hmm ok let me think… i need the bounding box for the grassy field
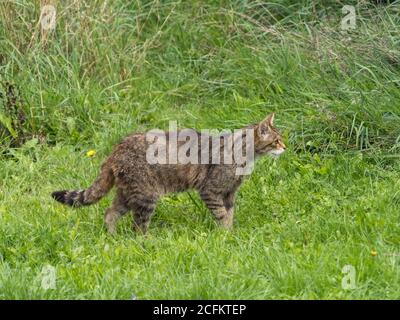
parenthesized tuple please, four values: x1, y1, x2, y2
(1, 0, 400, 299)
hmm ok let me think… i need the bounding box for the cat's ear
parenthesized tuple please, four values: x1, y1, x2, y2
(257, 113, 274, 138)
(265, 113, 274, 126)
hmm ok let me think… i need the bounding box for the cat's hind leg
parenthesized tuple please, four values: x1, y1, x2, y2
(104, 191, 128, 234)
(128, 195, 156, 235)
(132, 204, 155, 235)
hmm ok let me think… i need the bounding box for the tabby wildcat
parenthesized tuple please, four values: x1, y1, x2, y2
(51, 113, 286, 234)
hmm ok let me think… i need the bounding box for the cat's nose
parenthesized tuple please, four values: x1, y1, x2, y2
(281, 142, 286, 150)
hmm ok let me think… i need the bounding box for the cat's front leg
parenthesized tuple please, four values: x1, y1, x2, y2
(223, 192, 235, 227)
(200, 192, 233, 229)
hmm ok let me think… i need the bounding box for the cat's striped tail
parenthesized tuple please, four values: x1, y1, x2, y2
(51, 163, 114, 207)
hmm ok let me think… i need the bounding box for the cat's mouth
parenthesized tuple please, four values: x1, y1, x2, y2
(268, 148, 285, 158)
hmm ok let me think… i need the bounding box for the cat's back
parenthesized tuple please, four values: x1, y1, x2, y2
(106, 130, 209, 192)
(105, 133, 149, 172)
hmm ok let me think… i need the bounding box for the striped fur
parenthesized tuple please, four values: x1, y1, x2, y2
(51, 113, 285, 234)
(51, 163, 114, 207)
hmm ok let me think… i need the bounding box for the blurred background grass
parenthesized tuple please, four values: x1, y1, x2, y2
(1, 0, 400, 158)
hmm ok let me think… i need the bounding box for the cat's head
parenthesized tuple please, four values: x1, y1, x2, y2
(254, 113, 286, 157)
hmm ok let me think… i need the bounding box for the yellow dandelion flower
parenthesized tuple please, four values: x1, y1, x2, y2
(86, 150, 96, 157)
(370, 250, 377, 257)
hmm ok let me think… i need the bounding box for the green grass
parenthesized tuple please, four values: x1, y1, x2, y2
(0, 0, 400, 299)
